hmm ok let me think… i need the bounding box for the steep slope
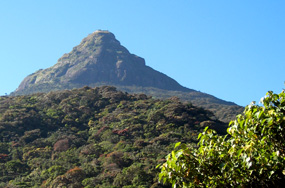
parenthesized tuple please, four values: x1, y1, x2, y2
(15, 30, 190, 94)
(11, 30, 243, 122)
(0, 86, 226, 187)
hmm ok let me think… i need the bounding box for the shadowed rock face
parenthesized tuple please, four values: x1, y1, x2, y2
(15, 30, 190, 93)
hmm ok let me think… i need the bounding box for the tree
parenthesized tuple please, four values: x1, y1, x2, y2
(158, 90, 285, 187)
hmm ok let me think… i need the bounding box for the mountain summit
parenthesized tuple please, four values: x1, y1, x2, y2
(15, 30, 190, 94)
(12, 30, 243, 122)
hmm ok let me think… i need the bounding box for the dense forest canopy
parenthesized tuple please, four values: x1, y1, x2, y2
(0, 86, 226, 187)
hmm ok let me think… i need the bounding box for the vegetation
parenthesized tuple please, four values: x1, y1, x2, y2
(158, 90, 285, 187)
(11, 84, 243, 123)
(0, 86, 226, 187)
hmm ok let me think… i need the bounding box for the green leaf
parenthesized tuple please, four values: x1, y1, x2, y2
(237, 149, 243, 158)
(175, 142, 181, 148)
(198, 133, 202, 140)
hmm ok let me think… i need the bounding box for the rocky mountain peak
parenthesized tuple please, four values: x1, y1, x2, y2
(78, 30, 121, 51)
(14, 30, 189, 94)
(11, 30, 243, 123)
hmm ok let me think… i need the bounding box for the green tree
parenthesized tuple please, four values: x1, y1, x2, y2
(5, 160, 29, 175)
(158, 90, 285, 187)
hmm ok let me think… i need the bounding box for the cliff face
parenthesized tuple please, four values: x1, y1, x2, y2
(15, 30, 190, 94)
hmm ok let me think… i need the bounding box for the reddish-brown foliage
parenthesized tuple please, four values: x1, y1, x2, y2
(0, 153, 9, 162)
(112, 128, 129, 136)
(53, 138, 70, 152)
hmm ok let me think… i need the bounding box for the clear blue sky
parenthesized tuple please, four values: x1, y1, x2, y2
(0, 1, 284, 106)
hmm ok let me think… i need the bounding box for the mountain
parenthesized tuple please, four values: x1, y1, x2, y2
(11, 30, 243, 122)
(15, 30, 189, 93)
(0, 86, 226, 187)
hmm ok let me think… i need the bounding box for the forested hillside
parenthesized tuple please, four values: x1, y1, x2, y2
(0, 86, 226, 187)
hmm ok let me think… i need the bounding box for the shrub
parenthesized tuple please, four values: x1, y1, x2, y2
(158, 90, 285, 187)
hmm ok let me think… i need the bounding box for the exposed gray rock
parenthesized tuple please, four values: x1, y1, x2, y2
(15, 30, 190, 93)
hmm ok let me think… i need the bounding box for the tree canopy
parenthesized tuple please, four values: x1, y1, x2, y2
(158, 90, 285, 187)
(0, 86, 226, 187)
